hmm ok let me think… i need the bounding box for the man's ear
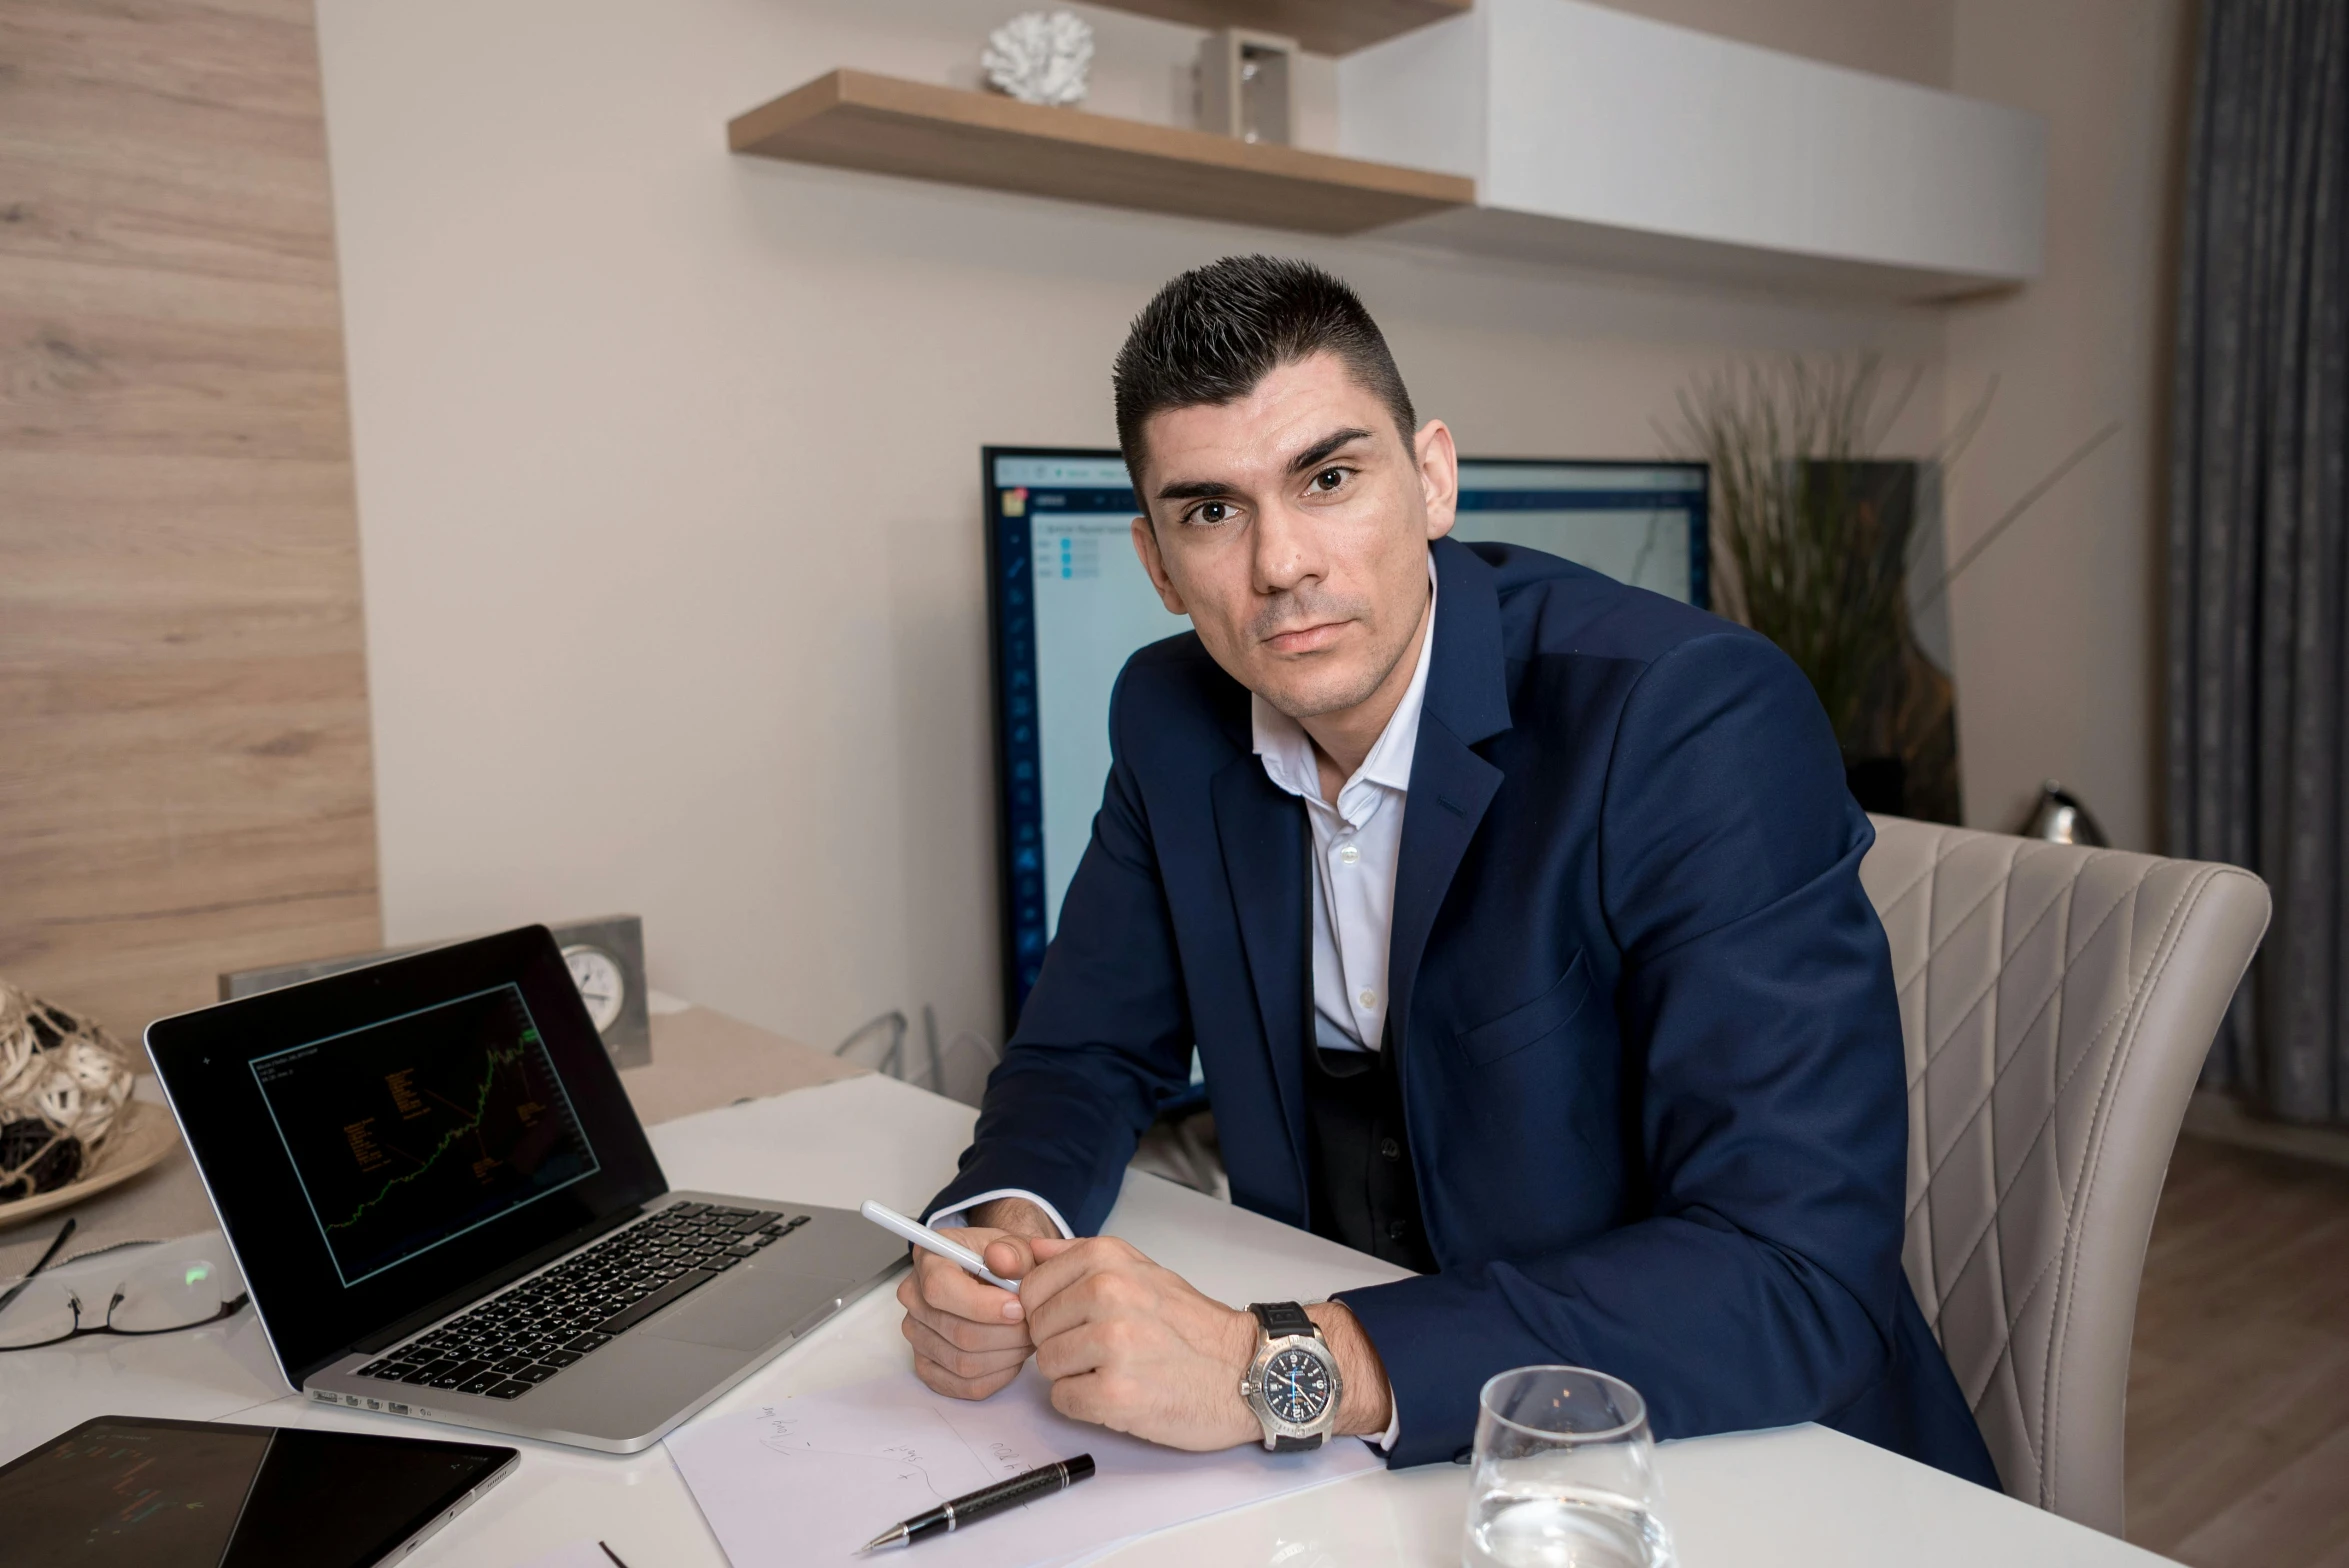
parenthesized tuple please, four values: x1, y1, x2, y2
(1415, 419, 1459, 541)
(1130, 514, 1189, 615)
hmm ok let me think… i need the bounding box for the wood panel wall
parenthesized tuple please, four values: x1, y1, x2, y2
(0, 0, 380, 1037)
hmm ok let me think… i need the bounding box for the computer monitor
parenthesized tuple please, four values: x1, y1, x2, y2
(984, 447, 1708, 1024)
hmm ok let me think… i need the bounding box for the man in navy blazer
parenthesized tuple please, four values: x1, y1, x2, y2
(899, 256, 1996, 1485)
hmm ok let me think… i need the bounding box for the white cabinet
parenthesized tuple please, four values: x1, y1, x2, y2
(1341, 0, 2046, 300)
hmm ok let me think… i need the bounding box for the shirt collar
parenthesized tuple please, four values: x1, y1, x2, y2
(1251, 555, 1439, 811)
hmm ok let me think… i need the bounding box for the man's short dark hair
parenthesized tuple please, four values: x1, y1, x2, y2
(1112, 255, 1417, 483)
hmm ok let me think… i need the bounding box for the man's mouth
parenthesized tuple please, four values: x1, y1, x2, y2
(1262, 620, 1349, 654)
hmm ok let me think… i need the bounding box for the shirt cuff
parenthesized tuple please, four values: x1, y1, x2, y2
(925, 1188, 1075, 1239)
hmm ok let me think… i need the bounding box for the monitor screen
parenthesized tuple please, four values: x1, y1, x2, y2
(984, 447, 1708, 1023)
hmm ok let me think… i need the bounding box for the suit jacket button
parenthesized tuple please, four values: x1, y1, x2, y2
(1379, 1138, 1402, 1161)
(1385, 1218, 1409, 1240)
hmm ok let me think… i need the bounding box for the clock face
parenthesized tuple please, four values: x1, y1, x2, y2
(1262, 1346, 1332, 1425)
(562, 944, 626, 1033)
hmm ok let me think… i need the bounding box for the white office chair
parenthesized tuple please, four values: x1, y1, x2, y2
(1860, 816, 2269, 1536)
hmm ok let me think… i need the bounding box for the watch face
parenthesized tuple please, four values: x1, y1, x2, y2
(1262, 1346, 1332, 1426)
(561, 944, 626, 1033)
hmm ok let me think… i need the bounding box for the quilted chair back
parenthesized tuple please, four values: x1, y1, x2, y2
(1860, 816, 2269, 1535)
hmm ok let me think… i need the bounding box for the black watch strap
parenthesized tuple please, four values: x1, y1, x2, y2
(1249, 1301, 1317, 1338)
(1245, 1303, 1328, 1451)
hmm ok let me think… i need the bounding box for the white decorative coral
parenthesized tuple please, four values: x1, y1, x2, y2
(982, 10, 1094, 108)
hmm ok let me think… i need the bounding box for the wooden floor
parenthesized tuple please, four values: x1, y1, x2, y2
(2127, 1135, 2349, 1565)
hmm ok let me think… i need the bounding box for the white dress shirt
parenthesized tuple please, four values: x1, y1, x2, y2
(1250, 561, 1437, 1054)
(933, 560, 1438, 1453)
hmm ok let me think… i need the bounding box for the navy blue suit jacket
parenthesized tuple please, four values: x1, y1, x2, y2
(934, 538, 1997, 1482)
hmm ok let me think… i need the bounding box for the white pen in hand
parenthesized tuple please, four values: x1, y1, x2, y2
(860, 1200, 1022, 1293)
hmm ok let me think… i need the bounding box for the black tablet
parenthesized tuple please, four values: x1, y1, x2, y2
(0, 1415, 518, 1567)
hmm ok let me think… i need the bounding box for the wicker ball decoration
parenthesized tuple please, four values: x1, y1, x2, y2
(0, 979, 137, 1202)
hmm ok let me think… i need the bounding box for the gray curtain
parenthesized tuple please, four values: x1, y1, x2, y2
(2167, 0, 2348, 1123)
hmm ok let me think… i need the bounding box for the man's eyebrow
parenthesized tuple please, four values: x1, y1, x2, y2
(1287, 427, 1376, 474)
(1150, 427, 1380, 503)
(1154, 475, 1239, 503)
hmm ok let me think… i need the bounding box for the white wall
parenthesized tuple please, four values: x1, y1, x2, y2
(1939, 0, 2191, 848)
(1594, 0, 1952, 87)
(316, 0, 2099, 1058)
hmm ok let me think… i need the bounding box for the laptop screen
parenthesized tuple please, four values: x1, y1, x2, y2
(148, 927, 665, 1387)
(249, 983, 606, 1289)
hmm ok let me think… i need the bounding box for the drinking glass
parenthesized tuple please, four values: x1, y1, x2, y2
(1462, 1366, 1673, 1568)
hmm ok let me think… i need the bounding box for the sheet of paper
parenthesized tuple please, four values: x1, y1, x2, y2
(509, 1542, 622, 1568)
(665, 1367, 1382, 1568)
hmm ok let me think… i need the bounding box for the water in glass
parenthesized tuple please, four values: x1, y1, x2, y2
(1464, 1367, 1673, 1568)
(1465, 1485, 1671, 1568)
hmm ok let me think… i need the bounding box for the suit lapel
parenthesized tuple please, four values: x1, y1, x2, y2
(1209, 753, 1310, 1180)
(1200, 540, 1514, 1183)
(1388, 539, 1516, 1057)
(1387, 720, 1502, 1056)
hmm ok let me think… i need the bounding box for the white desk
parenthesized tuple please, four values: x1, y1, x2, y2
(0, 1074, 2170, 1567)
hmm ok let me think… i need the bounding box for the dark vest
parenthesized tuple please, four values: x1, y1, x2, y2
(1286, 798, 1436, 1274)
(1303, 1014, 1437, 1274)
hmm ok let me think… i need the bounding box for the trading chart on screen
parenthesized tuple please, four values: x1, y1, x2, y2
(251, 984, 600, 1287)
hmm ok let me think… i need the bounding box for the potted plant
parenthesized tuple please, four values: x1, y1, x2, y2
(1671, 355, 1965, 823)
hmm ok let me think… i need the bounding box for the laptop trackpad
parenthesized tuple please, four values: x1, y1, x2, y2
(644, 1269, 855, 1352)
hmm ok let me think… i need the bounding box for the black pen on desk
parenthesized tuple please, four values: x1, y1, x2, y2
(860, 1453, 1097, 1552)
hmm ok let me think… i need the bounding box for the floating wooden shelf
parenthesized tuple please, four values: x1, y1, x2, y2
(1086, 0, 1471, 55)
(727, 70, 1474, 237)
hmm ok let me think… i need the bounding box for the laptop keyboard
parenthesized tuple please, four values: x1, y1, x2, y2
(353, 1203, 811, 1401)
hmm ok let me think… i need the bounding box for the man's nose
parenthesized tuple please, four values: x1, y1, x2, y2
(1252, 499, 1323, 596)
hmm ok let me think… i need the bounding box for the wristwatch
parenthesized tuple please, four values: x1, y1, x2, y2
(1238, 1302, 1343, 1451)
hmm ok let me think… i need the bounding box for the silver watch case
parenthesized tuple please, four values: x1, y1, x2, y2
(1238, 1323, 1344, 1450)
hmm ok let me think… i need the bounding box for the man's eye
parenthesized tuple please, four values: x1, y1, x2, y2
(1310, 468, 1347, 493)
(1191, 501, 1232, 525)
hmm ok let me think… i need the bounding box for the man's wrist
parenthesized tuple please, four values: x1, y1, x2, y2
(1225, 1302, 1392, 1447)
(1221, 1306, 1262, 1446)
(965, 1196, 1060, 1238)
(1305, 1301, 1394, 1439)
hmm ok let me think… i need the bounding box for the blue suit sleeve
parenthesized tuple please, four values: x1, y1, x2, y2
(1337, 631, 1910, 1466)
(926, 672, 1195, 1236)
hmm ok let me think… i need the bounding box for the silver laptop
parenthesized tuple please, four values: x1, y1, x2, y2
(146, 924, 905, 1453)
